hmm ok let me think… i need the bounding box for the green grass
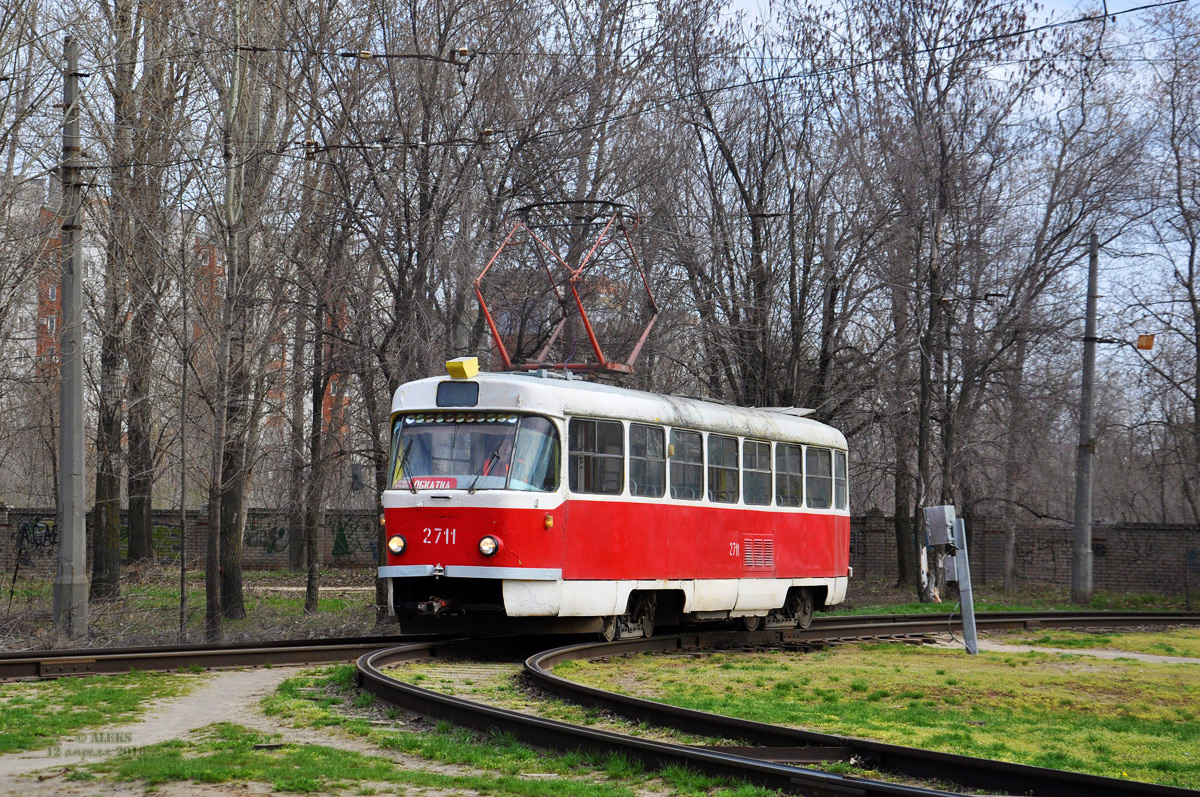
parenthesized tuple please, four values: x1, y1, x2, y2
(0, 670, 203, 754)
(378, 661, 734, 744)
(248, 665, 779, 795)
(558, 643, 1200, 789)
(93, 722, 635, 796)
(1003, 628, 1200, 658)
(94, 720, 780, 797)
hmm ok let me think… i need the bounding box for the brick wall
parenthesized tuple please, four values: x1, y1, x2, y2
(0, 506, 380, 575)
(850, 513, 1200, 595)
(4, 504, 1196, 595)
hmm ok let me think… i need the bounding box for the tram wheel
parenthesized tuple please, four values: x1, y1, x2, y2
(598, 615, 618, 642)
(795, 588, 814, 629)
(737, 615, 762, 632)
(634, 594, 657, 639)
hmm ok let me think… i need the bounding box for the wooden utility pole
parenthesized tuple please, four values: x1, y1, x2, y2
(1072, 232, 1099, 604)
(53, 35, 88, 638)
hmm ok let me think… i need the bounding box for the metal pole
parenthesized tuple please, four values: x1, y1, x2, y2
(1072, 232, 1098, 605)
(954, 518, 978, 654)
(53, 35, 88, 638)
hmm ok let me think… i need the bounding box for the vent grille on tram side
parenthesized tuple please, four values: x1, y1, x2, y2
(743, 537, 774, 569)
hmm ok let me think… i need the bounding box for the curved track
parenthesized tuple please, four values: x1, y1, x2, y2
(0, 634, 419, 681)
(358, 612, 1200, 797)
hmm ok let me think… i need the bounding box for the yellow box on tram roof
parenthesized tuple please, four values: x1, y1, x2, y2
(446, 356, 480, 379)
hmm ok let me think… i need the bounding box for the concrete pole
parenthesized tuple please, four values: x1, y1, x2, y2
(53, 35, 88, 638)
(1072, 232, 1098, 605)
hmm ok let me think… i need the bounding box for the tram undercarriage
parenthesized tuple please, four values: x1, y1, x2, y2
(388, 577, 820, 640)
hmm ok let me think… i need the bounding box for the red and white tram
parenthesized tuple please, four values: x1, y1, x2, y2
(380, 359, 850, 639)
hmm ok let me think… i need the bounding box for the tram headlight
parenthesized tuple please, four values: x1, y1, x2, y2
(478, 535, 499, 557)
(386, 534, 406, 555)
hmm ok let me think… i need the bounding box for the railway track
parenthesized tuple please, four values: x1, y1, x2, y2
(0, 634, 418, 681)
(4, 609, 1189, 682)
(4, 611, 1198, 794)
(357, 612, 1200, 797)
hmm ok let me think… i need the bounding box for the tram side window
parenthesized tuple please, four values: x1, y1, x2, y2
(806, 447, 833, 509)
(568, 418, 623, 494)
(630, 424, 666, 497)
(669, 429, 703, 500)
(776, 443, 803, 506)
(743, 440, 771, 506)
(708, 434, 739, 503)
(510, 417, 561, 492)
(834, 450, 848, 510)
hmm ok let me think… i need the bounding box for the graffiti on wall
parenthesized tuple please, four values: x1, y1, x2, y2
(1015, 533, 1070, 580)
(848, 528, 867, 560)
(13, 517, 58, 566)
(331, 516, 377, 562)
(115, 525, 188, 561)
(245, 517, 290, 554)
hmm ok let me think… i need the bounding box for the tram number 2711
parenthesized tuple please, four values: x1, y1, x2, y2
(729, 542, 740, 557)
(423, 528, 457, 544)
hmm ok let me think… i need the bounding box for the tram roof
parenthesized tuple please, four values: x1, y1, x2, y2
(392, 371, 847, 449)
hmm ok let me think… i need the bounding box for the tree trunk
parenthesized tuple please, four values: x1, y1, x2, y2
(219, 442, 247, 619)
(126, 304, 155, 562)
(92, 275, 123, 598)
(205, 301, 230, 641)
(219, 307, 249, 619)
(360, 345, 390, 625)
(287, 298, 308, 571)
(304, 292, 327, 616)
(893, 458, 917, 588)
(90, 438, 121, 600)
(812, 217, 839, 422)
(205, 442, 224, 641)
(916, 317, 940, 601)
(92, 0, 139, 599)
(126, 399, 154, 561)
(916, 208, 947, 603)
(93, 251, 124, 600)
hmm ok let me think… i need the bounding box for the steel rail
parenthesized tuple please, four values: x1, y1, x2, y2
(816, 610, 1200, 630)
(3, 610, 1192, 682)
(525, 630, 1199, 797)
(358, 637, 966, 797)
(357, 612, 1200, 797)
(772, 611, 1200, 649)
(0, 634, 422, 681)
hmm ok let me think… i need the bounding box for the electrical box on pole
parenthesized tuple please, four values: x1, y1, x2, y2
(924, 505, 955, 546)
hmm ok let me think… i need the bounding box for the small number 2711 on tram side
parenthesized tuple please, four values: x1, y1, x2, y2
(380, 358, 850, 640)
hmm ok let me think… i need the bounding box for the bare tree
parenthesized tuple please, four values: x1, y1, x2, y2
(1122, 5, 1200, 525)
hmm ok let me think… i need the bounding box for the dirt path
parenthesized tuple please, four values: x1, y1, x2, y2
(937, 636, 1200, 664)
(0, 666, 407, 796)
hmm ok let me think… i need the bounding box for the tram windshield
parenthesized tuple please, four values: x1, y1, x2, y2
(388, 412, 560, 492)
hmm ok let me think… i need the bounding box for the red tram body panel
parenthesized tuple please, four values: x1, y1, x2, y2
(379, 367, 850, 636)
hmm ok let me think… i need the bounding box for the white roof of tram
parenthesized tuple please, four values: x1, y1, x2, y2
(391, 371, 847, 450)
